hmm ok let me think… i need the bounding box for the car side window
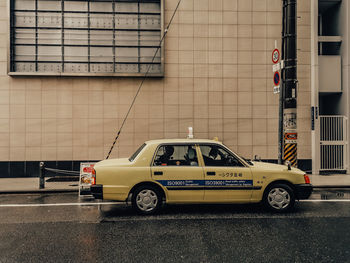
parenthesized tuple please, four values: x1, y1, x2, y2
(199, 145, 244, 167)
(153, 145, 198, 166)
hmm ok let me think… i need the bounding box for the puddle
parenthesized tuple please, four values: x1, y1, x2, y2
(311, 189, 350, 200)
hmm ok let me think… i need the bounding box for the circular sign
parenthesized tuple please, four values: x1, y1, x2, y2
(272, 48, 280, 64)
(273, 71, 280, 86)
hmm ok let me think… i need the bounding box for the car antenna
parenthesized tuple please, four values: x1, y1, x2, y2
(105, 0, 183, 160)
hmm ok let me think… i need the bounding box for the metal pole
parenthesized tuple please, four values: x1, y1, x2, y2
(39, 162, 45, 189)
(283, 0, 298, 167)
(311, 0, 320, 174)
(278, 0, 286, 165)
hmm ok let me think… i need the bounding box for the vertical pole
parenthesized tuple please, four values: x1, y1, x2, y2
(278, 2, 286, 165)
(283, 0, 298, 167)
(39, 162, 45, 189)
(311, 0, 320, 174)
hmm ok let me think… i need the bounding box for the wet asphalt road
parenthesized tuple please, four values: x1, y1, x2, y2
(0, 189, 350, 263)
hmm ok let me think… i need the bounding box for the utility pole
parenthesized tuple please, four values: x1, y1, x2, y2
(281, 0, 298, 166)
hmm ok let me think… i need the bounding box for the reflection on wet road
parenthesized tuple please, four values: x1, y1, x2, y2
(311, 188, 350, 200)
(0, 189, 350, 223)
(0, 189, 349, 262)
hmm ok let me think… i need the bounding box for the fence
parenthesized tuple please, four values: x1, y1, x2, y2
(320, 115, 348, 171)
(39, 162, 80, 189)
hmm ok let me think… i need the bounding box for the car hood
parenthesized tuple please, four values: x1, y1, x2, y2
(94, 158, 130, 168)
(251, 161, 303, 173)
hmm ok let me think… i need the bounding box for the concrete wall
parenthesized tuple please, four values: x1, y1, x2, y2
(0, 0, 312, 168)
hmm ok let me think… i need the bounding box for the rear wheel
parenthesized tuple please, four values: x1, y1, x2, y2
(263, 183, 295, 212)
(132, 185, 162, 215)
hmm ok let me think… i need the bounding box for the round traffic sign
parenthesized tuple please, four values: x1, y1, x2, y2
(273, 71, 280, 86)
(272, 48, 280, 64)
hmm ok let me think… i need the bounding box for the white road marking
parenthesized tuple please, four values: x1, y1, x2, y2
(300, 199, 350, 202)
(0, 202, 124, 207)
(0, 199, 349, 208)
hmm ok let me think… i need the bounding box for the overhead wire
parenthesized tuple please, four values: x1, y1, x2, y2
(105, 0, 183, 159)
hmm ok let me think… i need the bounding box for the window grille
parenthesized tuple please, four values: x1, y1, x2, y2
(9, 0, 163, 76)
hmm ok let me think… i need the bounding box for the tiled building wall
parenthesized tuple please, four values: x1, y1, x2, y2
(0, 0, 311, 174)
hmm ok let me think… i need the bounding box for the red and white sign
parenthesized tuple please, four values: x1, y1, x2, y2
(273, 71, 280, 86)
(285, 133, 297, 140)
(285, 132, 298, 143)
(272, 48, 280, 64)
(79, 162, 96, 196)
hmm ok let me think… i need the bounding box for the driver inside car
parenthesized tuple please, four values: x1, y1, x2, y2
(158, 145, 174, 165)
(202, 146, 225, 166)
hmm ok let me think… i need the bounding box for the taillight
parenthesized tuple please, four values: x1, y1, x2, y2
(304, 174, 310, 184)
(91, 169, 96, 185)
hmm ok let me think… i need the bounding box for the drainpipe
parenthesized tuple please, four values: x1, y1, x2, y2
(311, 0, 320, 174)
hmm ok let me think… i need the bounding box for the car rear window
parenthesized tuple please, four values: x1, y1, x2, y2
(129, 143, 146, 162)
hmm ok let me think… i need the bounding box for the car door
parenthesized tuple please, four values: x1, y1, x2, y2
(151, 144, 204, 202)
(198, 144, 254, 202)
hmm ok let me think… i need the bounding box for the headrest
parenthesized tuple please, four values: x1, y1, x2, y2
(164, 146, 174, 156)
(209, 148, 218, 158)
(188, 148, 196, 159)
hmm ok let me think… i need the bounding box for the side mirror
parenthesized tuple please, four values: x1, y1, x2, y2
(285, 161, 291, 170)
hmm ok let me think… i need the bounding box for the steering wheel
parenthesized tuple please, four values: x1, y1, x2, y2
(225, 155, 235, 165)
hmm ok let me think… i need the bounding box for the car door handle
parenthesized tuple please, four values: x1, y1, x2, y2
(154, 171, 163, 176)
(207, 171, 216, 176)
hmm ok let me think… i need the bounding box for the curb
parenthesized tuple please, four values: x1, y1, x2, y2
(312, 186, 350, 189)
(0, 189, 79, 195)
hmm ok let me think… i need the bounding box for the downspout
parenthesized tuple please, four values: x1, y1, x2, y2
(311, 0, 320, 174)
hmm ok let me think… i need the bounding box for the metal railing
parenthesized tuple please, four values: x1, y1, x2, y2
(320, 115, 348, 171)
(39, 162, 79, 189)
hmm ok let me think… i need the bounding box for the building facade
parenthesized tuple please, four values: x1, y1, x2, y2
(311, 0, 349, 173)
(0, 0, 312, 177)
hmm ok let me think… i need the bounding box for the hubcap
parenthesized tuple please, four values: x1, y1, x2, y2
(136, 189, 158, 212)
(267, 187, 290, 210)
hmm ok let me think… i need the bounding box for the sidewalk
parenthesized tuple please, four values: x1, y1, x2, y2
(309, 174, 350, 188)
(0, 174, 349, 194)
(0, 178, 79, 194)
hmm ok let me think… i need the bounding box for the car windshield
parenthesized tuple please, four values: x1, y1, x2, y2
(222, 143, 254, 166)
(243, 157, 254, 166)
(129, 143, 146, 162)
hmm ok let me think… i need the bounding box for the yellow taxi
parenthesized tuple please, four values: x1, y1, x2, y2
(91, 139, 312, 214)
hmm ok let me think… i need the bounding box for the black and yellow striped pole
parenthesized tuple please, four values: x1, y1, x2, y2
(284, 144, 297, 166)
(284, 133, 297, 166)
(281, 0, 298, 167)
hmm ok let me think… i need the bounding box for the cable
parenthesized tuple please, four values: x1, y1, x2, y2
(44, 167, 80, 175)
(105, 0, 182, 159)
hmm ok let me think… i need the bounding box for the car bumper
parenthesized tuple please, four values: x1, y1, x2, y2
(295, 184, 313, 199)
(91, 184, 103, 199)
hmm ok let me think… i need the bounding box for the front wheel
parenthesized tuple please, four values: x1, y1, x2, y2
(263, 183, 295, 212)
(132, 186, 162, 215)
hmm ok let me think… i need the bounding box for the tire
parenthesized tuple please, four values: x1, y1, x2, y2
(132, 185, 162, 215)
(263, 183, 295, 212)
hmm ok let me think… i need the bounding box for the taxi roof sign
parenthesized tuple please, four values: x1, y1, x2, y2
(187, 127, 194, 139)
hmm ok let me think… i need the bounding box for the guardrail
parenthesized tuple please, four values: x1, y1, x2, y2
(39, 162, 80, 189)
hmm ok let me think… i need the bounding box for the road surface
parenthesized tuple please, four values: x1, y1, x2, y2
(0, 189, 349, 263)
